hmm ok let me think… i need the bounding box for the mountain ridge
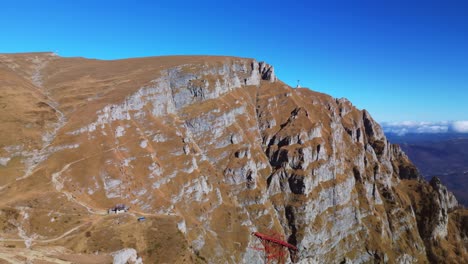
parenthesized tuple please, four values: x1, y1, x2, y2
(0, 53, 466, 263)
(386, 132, 468, 207)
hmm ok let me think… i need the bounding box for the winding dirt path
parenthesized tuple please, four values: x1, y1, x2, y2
(0, 222, 88, 244)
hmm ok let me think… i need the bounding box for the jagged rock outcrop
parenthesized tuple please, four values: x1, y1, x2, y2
(259, 61, 277, 82)
(402, 176, 467, 263)
(428, 177, 459, 239)
(0, 53, 466, 263)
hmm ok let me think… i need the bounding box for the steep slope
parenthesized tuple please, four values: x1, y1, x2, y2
(0, 53, 466, 263)
(386, 133, 468, 207)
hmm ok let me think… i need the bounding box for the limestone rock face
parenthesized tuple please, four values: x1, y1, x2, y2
(0, 53, 466, 263)
(428, 177, 456, 239)
(259, 61, 277, 82)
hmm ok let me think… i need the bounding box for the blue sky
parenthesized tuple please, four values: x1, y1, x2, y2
(1, 0, 467, 123)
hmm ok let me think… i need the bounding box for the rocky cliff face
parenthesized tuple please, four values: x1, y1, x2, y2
(0, 53, 466, 263)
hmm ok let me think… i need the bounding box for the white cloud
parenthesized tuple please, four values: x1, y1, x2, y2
(381, 120, 468, 135)
(450, 121, 468, 133)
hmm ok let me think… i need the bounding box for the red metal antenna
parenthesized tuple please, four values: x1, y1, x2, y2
(252, 231, 298, 264)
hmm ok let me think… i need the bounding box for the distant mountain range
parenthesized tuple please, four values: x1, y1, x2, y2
(387, 132, 468, 207)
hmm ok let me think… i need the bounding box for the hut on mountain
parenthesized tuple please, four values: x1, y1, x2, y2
(108, 204, 129, 214)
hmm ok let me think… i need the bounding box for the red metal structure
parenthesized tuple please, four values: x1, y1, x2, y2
(252, 231, 298, 264)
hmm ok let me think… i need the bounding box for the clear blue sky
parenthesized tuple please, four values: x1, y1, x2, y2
(2, 0, 467, 122)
